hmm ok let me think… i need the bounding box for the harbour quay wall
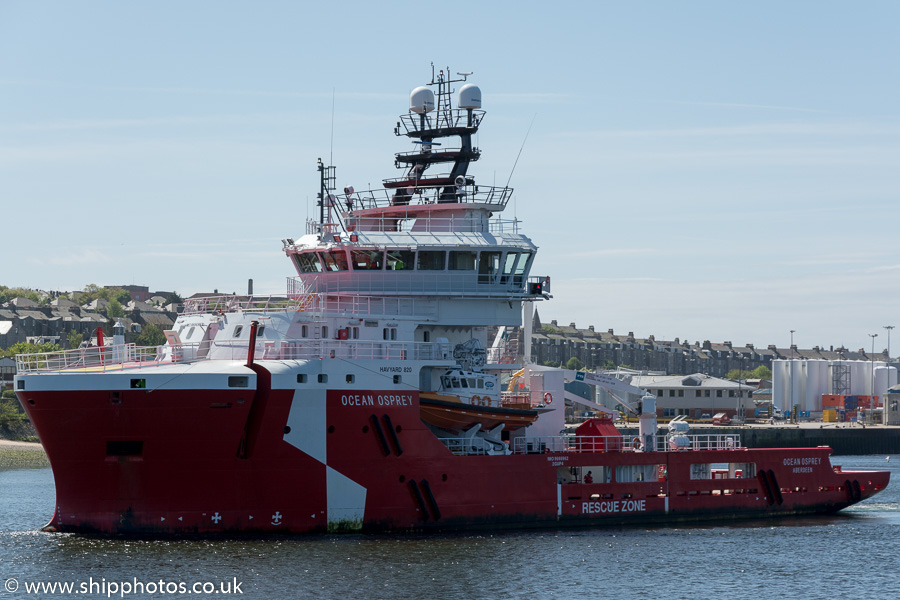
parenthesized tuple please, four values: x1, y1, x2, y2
(621, 426, 900, 456)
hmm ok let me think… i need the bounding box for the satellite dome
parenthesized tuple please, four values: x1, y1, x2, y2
(458, 84, 481, 109)
(410, 86, 435, 114)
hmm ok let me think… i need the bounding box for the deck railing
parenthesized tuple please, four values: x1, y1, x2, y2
(15, 336, 463, 375)
(511, 434, 742, 455)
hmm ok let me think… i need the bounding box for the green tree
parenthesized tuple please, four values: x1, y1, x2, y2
(0, 286, 45, 305)
(106, 299, 125, 319)
(727, 365, 773, 381)
(134, 323, 166, 347)
(566, 356, 584, 371)
(1, 340, 60, 358)
(67, 330, 84, 349)
(543, 360, 560, 368)
(165, 292, 183, 305)
(751, 366, 773, 379)
(0, 397, 25, 426)
(727, 369, 749, 380)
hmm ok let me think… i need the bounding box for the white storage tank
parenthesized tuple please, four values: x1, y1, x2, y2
(772, 360, 789, 412)
(875, 365, 897, 400)
(805, 360, 827, 412)
(410, 86, 435, 114)
(458, 83, 482, 109)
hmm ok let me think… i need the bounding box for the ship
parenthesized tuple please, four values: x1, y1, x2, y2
(14, 68, 890, 534)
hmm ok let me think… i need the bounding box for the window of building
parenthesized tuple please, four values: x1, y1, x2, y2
(717, 390, 723, 398)
(669, 390, 676, 397)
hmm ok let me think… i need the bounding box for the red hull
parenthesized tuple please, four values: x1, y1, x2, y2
(17, 363, 890, 535)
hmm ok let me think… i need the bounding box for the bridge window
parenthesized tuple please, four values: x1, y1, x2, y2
(500, 252, 519, 284)
(448, 251, 477, 270)
(478, 251, 501, 283)
(350, 249, 384, 270)
(295, 252, 323, 273)
(417, 250, 445, 270)
(513, 251, 532, 285)
(386, 250, 415, 271)
(321, 250, 349, 271)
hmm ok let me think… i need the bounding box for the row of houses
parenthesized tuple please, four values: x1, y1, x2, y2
(0, 294, 179, 350)
(530, 313, 888, 380)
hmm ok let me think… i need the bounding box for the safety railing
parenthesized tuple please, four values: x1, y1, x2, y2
(181, 294, 315, 315)
(15, 344, 162, 374)
(398, 108, 486, 136)
(335, 182, 511, 213)
(437, 436, 507, 456)
(510, 434, 742, 455)
(285, 273, 548, 299)
(15, 337, 463, 375)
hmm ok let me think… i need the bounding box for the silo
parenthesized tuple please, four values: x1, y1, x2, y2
(850, 360, 869, 396)
(806, 360, 828, 412)
(791, 360, 805, 414)
(772, 360, 789, 411)
(875, 365, 897, 401)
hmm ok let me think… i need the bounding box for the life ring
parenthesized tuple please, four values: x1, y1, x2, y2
(470, 395, 482, 406)
(632, 436, 643, 451)
(543, 392, 553, 404)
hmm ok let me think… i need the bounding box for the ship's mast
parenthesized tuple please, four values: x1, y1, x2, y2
(316, 157, 337, 234)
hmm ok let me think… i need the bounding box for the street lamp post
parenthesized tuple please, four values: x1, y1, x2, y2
(885, 325, 894, 362)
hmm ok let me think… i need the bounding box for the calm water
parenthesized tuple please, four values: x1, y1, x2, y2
(2, 456, 900, 600)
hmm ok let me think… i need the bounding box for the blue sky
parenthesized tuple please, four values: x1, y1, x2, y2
(2, 1, 899, 353)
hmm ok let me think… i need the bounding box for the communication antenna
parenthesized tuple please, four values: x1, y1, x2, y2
(330, 88, 336, 167)
(505, 114, 537, 189)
